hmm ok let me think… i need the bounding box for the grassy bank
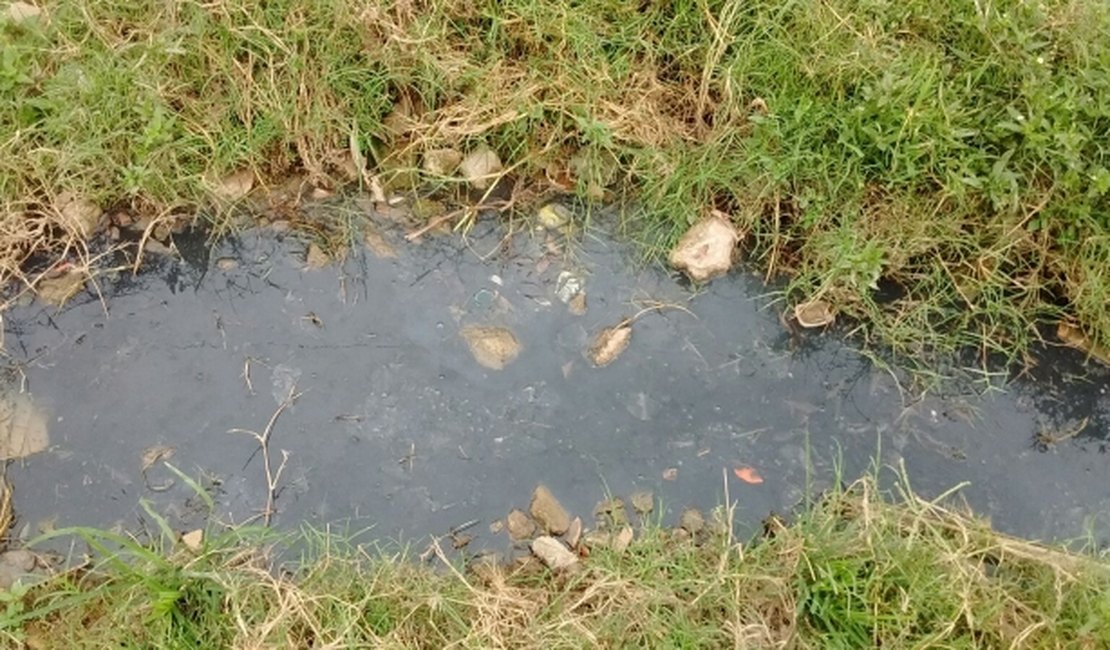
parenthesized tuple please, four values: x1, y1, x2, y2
(3, 0, 1110, 365)
(3, 477, 1108, 647)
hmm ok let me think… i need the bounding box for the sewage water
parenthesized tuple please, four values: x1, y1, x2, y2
(3, 206, 1109, 548)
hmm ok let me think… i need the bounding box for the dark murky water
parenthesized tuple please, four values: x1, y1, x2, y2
(3, 204, 1109, 549)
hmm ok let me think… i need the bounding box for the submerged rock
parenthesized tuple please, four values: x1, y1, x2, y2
(679, 508, 705, 535)
(587, 324, 631, 367)
(668, 214, 738, 282)
(506, 508, 536, 541)
(460, 326, 521, 370)
(0, 392, 49, 461)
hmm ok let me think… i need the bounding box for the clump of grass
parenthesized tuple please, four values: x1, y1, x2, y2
(3, 1, 1110, 370)
(5, 476, 1110, 647)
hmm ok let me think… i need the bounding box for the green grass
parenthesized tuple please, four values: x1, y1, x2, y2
(4, 476, 1110, 647)
(2, 0, 1110, 369)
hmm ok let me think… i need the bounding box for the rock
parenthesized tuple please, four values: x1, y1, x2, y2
(211, 169, 255, 202)
(460, 326, 521, 370)
(794, 299, 835, 328)
(662, 467, 678, 481)
(612, 526, 634, 553)
(537, 203, 571, 229)
(668, 214, 738, 282)
(305, 243, 330, 269)
(56, 192, 103, 238)
(529, 485, 570, 535)
(422, 148, 463, 176)
(142, 239, 174, 257)
(36, 270, 84, 306)
(460, 146, 503, 190)
(568, 292, 587, 316)
(630, 490, 654, 515)
(531, 536, 578, 570)
(363, 227, 397, 258)
(679, 508, 705, 535)
(587, 324, 631, 367)
(489, 520, 504, 534)
(0, 392, 49, 461)
(564, 517, 582, 548)
(506, 509, 535, 541)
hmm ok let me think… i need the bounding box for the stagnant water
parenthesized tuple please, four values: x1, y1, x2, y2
(2, 203, 1108, 550)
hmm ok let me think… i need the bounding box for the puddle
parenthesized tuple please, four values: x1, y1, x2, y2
(3, 204, 1109, 547)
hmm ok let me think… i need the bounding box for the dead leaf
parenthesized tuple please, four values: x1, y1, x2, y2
(141, 445, 175, 472)
(459, 146, 503, 190)
(423, 148, 463, 176)
(668, 214, 738, 282)
(0, 392, 48, 460)
(662, 467, 678, 481)
(6, 2, 42, 24)
(461, 326, 521, 370)
(613, 526, 634, 553)
(211, 169, 255, 202)
(587, 324, 631, 367)
(36, 270, 85, 306)
(305, 243, 330, 269)
(794, 299, 835, 328)
(733, 466, 764, 484)
(181, 529, 203, 551)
